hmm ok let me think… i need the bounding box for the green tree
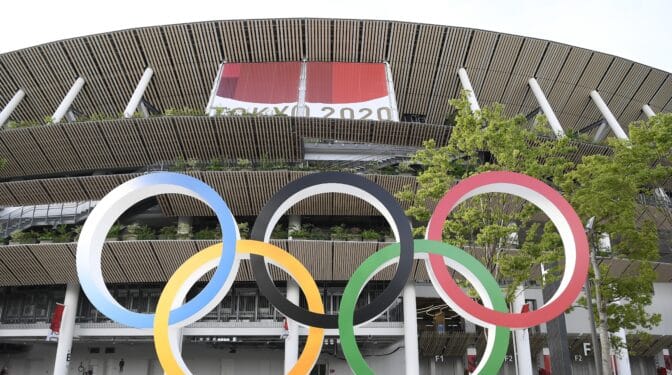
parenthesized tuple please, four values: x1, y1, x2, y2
(559, 112, 671, 373)
(399, 94, 670, 372)
(398, 95, 575, 299)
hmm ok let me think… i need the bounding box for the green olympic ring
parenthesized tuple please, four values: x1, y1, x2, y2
(338, 240, 510, 374)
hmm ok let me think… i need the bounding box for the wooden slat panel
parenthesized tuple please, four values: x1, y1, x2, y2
(287, 240, 332, 280)
(135, 27, 184, 110)
(79, 175, 125, 200)
(305, 19, 331, 61)
(109, 241, 165, 282)
(29, 244, 77, 284)
(333, 20, 359, 62)
(387, 22, 417, 112)
(275, 19, 303, 61)
(201, 171, 253, 216)
(163, 24, 208, 109)
(135, 117, 184, 162)
(5, 180, 51, 204)
(332, 241, 377, 280)
(61, 122, 116, 170)
(247, 20, 276, 62)
(97, 119, 150, 168)
(0, 255, 19, 285)
(404, 25, 445, 114)
(150, 240, 198, 279)
(0, 128, 54, 175)
(0, 138, 25, 178)
(174, 117, 221, 161)
(39, 177, 87, 203)
(0, 183, 18, 206)
(218, 20, 250, 62)
(359, 20, 388, 62)
(0, 245, 53, 285)
(426, 27, 471, 124)
(28, 125, 82, 173)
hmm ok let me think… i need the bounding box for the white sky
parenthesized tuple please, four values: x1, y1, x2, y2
(1, 0, 670, 72)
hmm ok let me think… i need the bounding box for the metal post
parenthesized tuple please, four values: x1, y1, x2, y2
(53, 283, 79, 375)
(585, 275, 603, 374)
(589, 90, 628, 140)
(0, 89, 26, 128)
(457, 68, 481, 112)
(642, 104, 656, 118)
(403, 282, 420, 375)
(284, 280, 300, 375)
(123, 68, 154, 118)
(512, 286, 533, 375)
(52, 77, 85, 124)
(528, 78, 565, 138)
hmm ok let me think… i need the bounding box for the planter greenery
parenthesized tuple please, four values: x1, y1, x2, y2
(39, 225, 72, 243)
(288, 224, 311, 239)
(330, 225, 348, 241)
(135, 225, 156, 240)
(107, 224, 122, 240)
(236, 158, 252, 170)
(237, 222, 249, 239)
(159, 225, 177, 240)
(194, 227, 219, 240)
(10, 230, 38, 244)
(271, 225, 287, 239)
(347, 227, 363, 241)
(207, 158, 223, 171)
(361, 229, 380, 241)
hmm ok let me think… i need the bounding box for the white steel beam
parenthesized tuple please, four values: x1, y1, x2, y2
(123, 68, 154, 118)
(642, 104, 656, 118)
(0, 89, 26, 128)
(589, 90, 628, 140)
(458, 68, 481, 112)
(53, 283, 79, 375)
(528, 78, 565, 138)
(52, 77, 85, 124)
(593, 121, 610, 143)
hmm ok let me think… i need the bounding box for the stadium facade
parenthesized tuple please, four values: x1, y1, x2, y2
(0, 18, 670, 375)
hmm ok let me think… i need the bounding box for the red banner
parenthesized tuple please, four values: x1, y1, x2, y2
(50, 303, 65, 333)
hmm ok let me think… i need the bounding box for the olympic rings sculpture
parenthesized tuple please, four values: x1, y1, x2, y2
(76, 171, 589, 375)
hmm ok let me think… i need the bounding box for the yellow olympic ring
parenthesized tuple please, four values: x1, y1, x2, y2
(154, 240, 325, 375)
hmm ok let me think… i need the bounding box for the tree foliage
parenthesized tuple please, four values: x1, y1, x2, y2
(399, 93, 671, 343)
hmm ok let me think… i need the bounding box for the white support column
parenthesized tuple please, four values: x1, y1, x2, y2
(512, 286, 533, 375)
(296, 62, 308, 117)
(288, 215, 301, 240)
(528, 78, 565, 138)
(0, 89, 26, 127)
(53, 283, 79, 375)
(284, 280, 300, 375)
(403, 282, 420, 375)
(642, 104, 656, 119)
(458, 68, 481, 112)
(123, 68, 154, 118)
(590, 90, 628, 140)
(612, 300, 632, 375)
(52, 77, 85, 124)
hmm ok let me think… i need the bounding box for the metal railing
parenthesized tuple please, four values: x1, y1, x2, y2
(0, 201, 97, 237)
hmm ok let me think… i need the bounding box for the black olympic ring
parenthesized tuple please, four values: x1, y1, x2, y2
(250, 172, 414, 329)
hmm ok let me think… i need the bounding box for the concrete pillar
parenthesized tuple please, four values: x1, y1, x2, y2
(590, 90, 628, 140)
(429, 357, 437, 375)
(458, 68, 481, 112)
(288, 215, 301, 240)
(123, 68, 154, 118)
(512, 286, 534, 375)
(528, 78, 565, 138)
(53, 77, 85, 124)
(53, 283, 79, 375)
(642, 104, 656, 119)
(403, 282, 420, 375)
(284, 280, 300, 375)
(177, 217, 192, 239)
(0, 89, 25, 127)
